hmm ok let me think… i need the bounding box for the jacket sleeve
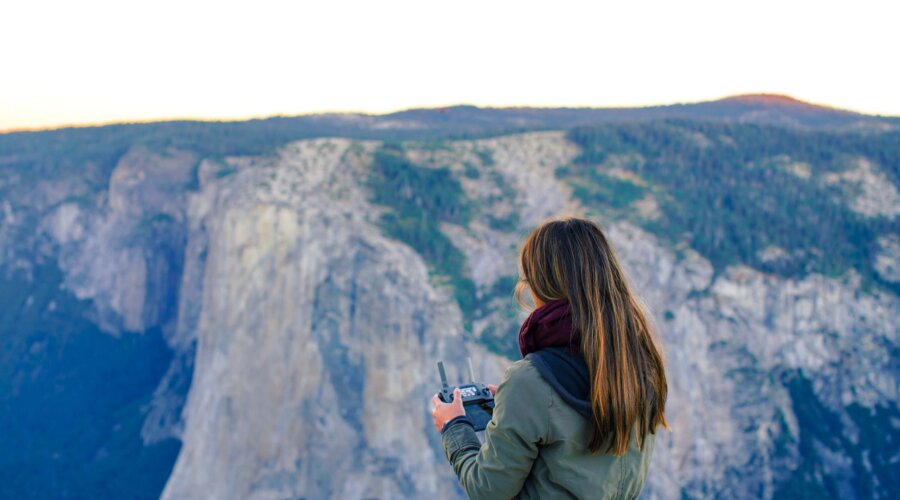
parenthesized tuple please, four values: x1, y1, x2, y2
(441, 360, 548, 500)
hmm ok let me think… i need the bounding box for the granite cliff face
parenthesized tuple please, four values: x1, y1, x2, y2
(3, 122, 898, 498)
(156, 139, 508, 498)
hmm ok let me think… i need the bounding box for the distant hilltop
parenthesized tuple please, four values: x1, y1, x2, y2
(420, 93, 858, 114)
(318, 93, 899, 133)
(716, 93, 847, 108)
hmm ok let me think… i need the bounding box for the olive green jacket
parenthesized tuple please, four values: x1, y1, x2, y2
(441, 358, 655, 500)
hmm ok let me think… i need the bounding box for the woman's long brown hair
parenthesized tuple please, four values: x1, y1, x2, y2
(514, 217, 668, 455)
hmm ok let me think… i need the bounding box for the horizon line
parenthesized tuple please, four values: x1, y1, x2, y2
(2, 92, 897, 134)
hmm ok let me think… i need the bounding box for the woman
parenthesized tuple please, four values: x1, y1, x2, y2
(431, 217, 668, 499)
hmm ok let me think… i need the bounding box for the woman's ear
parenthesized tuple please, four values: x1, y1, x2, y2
(530, 289, 545, 308)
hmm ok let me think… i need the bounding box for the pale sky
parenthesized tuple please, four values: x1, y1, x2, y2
(2, 0, 899, 131)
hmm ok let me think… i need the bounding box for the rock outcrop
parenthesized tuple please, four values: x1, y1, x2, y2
(160, 139, 508, 499)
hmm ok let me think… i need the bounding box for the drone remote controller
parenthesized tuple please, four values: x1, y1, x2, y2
(437, 358, 495, 431)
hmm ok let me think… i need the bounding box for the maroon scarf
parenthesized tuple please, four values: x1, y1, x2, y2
(518, 298, 579, 357)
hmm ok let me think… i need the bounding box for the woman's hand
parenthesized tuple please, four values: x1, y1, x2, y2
(487, 384, 498, 396)
(431, 388, 465, 433)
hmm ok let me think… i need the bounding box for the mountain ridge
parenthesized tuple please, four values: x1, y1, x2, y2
(2, 94, 896, 135)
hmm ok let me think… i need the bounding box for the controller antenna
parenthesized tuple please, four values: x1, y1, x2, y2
(467, 357, 476, 383)
(438, 361, 449, 389)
